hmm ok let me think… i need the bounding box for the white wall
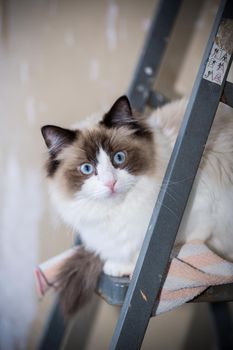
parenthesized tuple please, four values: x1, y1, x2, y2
(0, 1, 223, 349)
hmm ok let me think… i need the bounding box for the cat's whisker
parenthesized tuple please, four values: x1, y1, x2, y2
(76, 180, 137, 201)
(157, 199, 179, 220)
(161, 188, 178, 203)
(77, 190, 109, 201)
(150, 182, 178, 203)
(159, 182, 180, 197)
(162, 176, 194, 186)
(77, 147, 89, 154)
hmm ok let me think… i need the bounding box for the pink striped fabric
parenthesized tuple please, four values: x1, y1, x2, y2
(35, 241, 233, 315)
(155, 240, 233, 315)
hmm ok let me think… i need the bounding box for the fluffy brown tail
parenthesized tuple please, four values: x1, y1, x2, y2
(55, 246, 103, 318)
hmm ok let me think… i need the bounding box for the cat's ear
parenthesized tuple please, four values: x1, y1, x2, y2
(101, 96, 150, 137)
(41, 125, 77, 156)
(101, 96, 133, 129)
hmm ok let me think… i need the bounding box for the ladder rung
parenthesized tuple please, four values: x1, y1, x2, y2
(97, 273, 233, 308)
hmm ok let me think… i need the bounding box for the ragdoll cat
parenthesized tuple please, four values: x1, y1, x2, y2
(41, 96, 233, 315)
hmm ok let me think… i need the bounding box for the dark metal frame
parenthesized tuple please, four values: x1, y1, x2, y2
(98, 275, 233, 307)
(127, 0, 182, 111)
(221, 81, 233, 108)
(110, 0, 233, 349)
(210, 302, 233, 350)
(37, 300, 66, 350)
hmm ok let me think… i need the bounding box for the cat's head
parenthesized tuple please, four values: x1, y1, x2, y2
(41, 96, 155, 203)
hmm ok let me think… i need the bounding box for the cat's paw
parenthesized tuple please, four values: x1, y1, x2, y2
(103, 260, 134, 277)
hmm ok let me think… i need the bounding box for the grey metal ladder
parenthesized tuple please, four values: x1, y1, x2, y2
(107, 1, 233, 350)
(38, 1, 233, 349)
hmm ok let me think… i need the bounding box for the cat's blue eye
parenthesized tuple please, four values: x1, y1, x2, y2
(113, 151, 126, 165)
(80, 163, 94, 175)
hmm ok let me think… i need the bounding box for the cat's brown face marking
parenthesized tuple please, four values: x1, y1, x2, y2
(60, 125, 155, 194)
(41, 96, 155, 197)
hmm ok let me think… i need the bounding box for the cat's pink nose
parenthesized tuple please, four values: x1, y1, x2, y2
(105, 179, 116, 191)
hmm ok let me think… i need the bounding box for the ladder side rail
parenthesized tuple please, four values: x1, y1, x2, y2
(127, 0, 182, 112)
(110, 1, 233, 349)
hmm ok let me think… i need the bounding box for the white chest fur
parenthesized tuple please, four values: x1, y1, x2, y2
(52, 176, 159, 265)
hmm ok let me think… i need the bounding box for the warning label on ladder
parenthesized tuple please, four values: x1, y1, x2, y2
(203, 42, 230, 85)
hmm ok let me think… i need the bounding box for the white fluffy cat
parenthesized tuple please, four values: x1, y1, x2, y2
(41, 96, 233, 278)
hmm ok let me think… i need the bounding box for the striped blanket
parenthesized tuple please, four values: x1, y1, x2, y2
(156, 240, 233, 314)
(35, 240, 233, 315)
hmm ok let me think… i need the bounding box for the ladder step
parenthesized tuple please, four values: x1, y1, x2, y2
(97, 274, 233, 308)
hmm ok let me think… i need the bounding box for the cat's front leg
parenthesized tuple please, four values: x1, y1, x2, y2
(103, 259, 135, 277)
